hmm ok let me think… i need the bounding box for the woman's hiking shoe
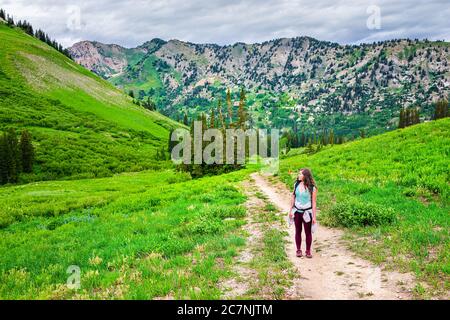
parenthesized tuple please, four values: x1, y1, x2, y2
(305, 251, 313, 258)
(296, 250, 302, 257)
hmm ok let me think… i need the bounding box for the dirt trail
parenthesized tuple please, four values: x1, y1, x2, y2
(251, 172, 415, 300)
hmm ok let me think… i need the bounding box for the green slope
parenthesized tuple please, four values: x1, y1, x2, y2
(280, 118, 449, 201)
(0, 24, 182, 182)
(279, 118, 450, 296)
(109, 52, 181, 107)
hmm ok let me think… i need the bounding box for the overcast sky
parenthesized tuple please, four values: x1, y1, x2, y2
(1, 0, 449, 48)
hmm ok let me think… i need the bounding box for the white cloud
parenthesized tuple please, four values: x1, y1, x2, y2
(0, 0, 448, 48)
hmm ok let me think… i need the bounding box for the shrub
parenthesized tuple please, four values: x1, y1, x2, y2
(186, 215, 224, 235)
(322, 198, 396, 227)
(402, 187, 416, 197)
(207, 205, 246, 219)
(167, 172, 191, 184)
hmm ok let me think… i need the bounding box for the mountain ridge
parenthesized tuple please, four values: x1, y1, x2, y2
(69, 35, 450, 137)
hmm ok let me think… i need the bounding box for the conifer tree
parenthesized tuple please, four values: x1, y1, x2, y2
(321, 129, 327, 145)
(217, 98, 226, 130)
(190, 118, 195, 134)
(210, 110, 216, 128)
(237, 87, 247, 129)
(433, 101, 441, 120)
(144, 97, 156, 111)
(168, 129, 175, 154)
(0, 133, 8, 184)
(305, 140, 314, 154)
(226, 88, 233, 127)
(413, 107, 420, 124)
(201, 113, 207, 132)
(19, 129, 34, 173)
(292, 132, 299, 148)
(408, 108, 413, 126)
(359, 129, 366, 138)
(0, 129, 20, 183)
(404, 108, 409, 127)
(7, 128, 20, 181)
(434, 99, 449, 120)
(183, 112, 189, 126)
(6, 14, 14, 26)
(300, 131, 306, 147)
(399, 108, 405, 128)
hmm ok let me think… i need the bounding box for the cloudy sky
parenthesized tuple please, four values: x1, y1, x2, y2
(1, 0, 449, 48)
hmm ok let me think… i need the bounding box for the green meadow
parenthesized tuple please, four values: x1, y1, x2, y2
(0, 169, 252, 299)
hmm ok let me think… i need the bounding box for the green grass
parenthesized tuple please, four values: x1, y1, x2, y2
(0, 169, 252, 299)
(0, 170, 189, 228)
(241, 189, 294, 299)
(248, 227, 293, 299)
(110, 55, 163, 92)
(109, 53, 182, 101)
(279, 118, 450, 296)
(0, 24, 182, 183)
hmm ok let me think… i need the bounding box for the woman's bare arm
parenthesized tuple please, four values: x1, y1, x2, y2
(289, 193, 295, 217)
(312, 188, 317, 223)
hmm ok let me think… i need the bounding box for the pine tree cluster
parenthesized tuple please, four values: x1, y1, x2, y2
(169, 88, 250, 178)
(398, 107, 420, 128)
(0, 8, 72, 59)
(433, 99, 449, 120)
(0, 128, 34, 185)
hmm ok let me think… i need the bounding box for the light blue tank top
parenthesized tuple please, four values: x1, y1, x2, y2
(294, 183, 315, 207)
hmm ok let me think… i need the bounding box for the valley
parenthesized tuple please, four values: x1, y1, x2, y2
(0, 14, 448, 300)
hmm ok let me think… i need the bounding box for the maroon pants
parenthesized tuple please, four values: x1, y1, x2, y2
(294, 211, 312, 252)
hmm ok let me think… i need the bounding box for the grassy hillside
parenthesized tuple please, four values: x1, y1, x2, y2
(279, 118, 450, 297)
(0, 24, 182, 183)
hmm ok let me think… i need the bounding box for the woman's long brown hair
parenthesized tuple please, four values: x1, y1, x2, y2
(298, 168, 317, 194)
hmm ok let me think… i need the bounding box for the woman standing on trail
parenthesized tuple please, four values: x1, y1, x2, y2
(289, 168, 317, 258)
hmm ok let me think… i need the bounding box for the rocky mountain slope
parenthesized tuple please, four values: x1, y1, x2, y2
(69, 36, 450, 136)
